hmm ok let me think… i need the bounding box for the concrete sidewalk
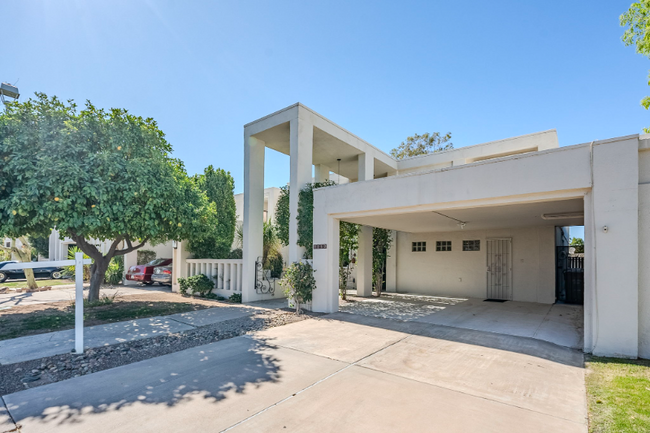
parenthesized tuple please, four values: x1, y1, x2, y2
(1, 314, 587, 433)
(0, 305, 259, 365)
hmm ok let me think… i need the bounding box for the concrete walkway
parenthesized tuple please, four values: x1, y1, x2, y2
(0, 284, 170, 308)
(1, 313, 587, 432)
(0, 305, 260, 365)
(340, 293, 584, 349)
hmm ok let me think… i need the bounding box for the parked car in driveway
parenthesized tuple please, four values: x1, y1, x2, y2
(151, 265, 172, 286)
(126, 258, 172, 285)
(0, 261, 65, 283)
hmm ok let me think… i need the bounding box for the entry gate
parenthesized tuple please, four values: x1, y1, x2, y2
(486, 238, 513, 300)
(556, 246, 584, 304)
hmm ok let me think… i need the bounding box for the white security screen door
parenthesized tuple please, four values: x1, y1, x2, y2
(486, 238, 513, 300)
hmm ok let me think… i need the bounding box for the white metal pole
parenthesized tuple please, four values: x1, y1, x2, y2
(74, 252, 84, 354)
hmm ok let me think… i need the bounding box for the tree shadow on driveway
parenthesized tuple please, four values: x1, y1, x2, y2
(3, 335, 285, 431)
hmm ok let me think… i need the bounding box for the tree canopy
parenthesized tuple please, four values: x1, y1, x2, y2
(390, 132, 453, 160)
(0, 94, 216, 300)
(188, 165, 236, 259)
(621, 0, 650, 131)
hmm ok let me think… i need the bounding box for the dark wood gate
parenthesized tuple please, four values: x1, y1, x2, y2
(555, 246, 584, 304)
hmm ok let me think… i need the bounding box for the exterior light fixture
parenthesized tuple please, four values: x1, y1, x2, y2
(0, 82, 19, 106)
(172, 240, 178, 249)
(541, 212, 584, 220)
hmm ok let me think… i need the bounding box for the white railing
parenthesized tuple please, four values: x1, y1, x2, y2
(186, 259, 243, 295)
(1, 253, 91, 353)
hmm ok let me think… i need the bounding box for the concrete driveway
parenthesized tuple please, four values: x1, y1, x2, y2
(341, 293, 584, 349)
(1, 312, 587, 432)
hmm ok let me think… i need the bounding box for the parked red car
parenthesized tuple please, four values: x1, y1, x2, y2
(126, 258, 172, 285)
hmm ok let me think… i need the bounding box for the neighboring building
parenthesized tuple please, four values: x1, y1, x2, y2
(238, 103, 650, 359)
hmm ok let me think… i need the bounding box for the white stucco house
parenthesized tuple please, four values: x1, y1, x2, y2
(232, 102, 649, 360)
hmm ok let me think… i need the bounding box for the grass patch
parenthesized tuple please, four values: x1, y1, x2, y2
(0, 296, 211, 340)
(586, 356, 650, 432)
(0, 279, 73, 289)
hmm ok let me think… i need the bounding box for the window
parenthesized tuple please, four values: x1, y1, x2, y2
(412, 241, 426, 252)
(436, 241, 451, 252)
(463, 240, 480, 251)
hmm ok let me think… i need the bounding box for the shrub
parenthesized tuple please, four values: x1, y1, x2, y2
(177, 274, 214, 297)
(228, 248, 243, 259)
(63, 246, 91, 281)
(280, 261, 316, 314)
(137, 249, 156, 265)
(268, 253, 284, 278)
(229, 293, 242, 303)
(104, 255, 124, 285)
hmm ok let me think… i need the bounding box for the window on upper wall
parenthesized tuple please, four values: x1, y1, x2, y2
(436, 241, 452, 252)
(463, 240, 480, 251)
(412, 241, 426, 252)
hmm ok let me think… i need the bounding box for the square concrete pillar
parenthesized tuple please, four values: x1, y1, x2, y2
(586, 138, 639, 358)
(355, 152, 375, 297)
(358, 152, 374, 182)
(171, 240, 190, 293)
(356, 225, 373, 297)
(314, 164, 330, 183)
(289, 117, 313, 263)
(312, 205, 340, 313)
(123, 249, 138, 286)
(242, 135, 265, 303)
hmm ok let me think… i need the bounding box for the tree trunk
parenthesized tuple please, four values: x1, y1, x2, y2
(87, 256, 111, 303)
(14, 247, 38, 290)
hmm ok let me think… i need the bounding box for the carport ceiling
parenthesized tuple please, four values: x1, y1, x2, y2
(253, 123, 393, 179)
(341, 199, 585, 233)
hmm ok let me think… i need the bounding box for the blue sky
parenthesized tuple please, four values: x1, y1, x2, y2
(3, 1, 644, 239)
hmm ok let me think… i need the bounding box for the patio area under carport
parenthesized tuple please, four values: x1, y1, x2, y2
(339, 292, 584, 349)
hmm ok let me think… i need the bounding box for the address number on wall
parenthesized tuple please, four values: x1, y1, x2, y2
(313, 244, 327, 250)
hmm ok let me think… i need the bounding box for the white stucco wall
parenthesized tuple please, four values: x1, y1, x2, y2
(638, 143, 650, 359)
(395, 226, 555, 303)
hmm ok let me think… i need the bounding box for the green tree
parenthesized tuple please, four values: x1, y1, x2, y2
(372, 228, 393, 298)
(570, 237, 585, 254)
(297, 181, 336, 259)
(0, 94, 216, 302)
(275, 185, 290, 246)
(29, 233, 50, 259)
(621, 0, 650, 131)
(390, 132, 453, 160)
(188, 165, 236, 259)
(339, 221, 360, 300)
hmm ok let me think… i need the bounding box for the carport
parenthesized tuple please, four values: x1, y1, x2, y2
(311, 135, 640, 358)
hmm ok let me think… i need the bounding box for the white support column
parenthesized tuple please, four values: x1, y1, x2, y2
(123, 249, 138, 286)
(357, 225, 373, 297)
(357, 152, 374, 182)
(289, 117, 313, 263)
(386, 230, 397, 292)
(356, 151, 375, 297)
(312, 202, 340, 313)
(314, 164, 330, 183)
(583, 192, 594, 353)
(171, 240, 190, 293)
(588, 138, 639, 358)
(242, 134, 265, 303)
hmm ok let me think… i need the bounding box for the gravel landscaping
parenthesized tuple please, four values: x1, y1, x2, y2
(0, 309, 309, 396)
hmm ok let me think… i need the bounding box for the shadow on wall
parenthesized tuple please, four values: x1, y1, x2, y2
(3, 336, 281, 429)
